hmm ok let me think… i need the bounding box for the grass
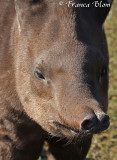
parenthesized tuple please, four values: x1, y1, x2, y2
(39, 2, 117, 160)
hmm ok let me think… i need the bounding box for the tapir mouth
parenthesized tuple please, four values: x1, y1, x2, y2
(53, 121, 92, 138)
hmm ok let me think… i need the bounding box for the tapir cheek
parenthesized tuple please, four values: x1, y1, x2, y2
(24, 99, 59, 130)
(30, 78, 54, 100)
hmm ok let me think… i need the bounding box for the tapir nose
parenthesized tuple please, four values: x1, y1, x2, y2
(81, 113, 110, 133)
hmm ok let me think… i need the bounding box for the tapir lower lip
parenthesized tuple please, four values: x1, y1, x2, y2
(53, 122, 81, 134)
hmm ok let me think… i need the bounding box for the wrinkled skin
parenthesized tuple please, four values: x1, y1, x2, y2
(0, 0, 113, 160)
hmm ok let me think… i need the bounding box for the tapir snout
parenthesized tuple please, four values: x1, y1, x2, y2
(53, 113, 110, 136)
(81, 113, 110, 133)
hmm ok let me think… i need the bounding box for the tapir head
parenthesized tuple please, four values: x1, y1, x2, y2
(14, 0, 113, 138)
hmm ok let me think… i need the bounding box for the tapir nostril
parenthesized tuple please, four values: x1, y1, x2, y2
(81, 114, 110, 133)
(81, 120, 94, 130)
(81, 116, 97, 131)
(98, 114, 110, 128)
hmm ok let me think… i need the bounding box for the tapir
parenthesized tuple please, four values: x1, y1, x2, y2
(0, 0, 113, 160)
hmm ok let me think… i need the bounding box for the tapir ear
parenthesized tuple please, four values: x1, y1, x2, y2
(92, 0, 113, 24)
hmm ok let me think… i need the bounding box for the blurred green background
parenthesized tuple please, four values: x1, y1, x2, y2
(39, 1, 117, 160)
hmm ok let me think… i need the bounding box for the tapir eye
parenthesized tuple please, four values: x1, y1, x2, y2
(101, 68, 107, 78)
(98, 67, 107, 82)
(35, 71, 45, 80)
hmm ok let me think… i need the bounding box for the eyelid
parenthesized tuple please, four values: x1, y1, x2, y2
(35, 70, 45, 80)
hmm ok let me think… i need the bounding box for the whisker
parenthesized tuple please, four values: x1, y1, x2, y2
(56, 136, 65, 143)
(63, 137, 74, 147)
